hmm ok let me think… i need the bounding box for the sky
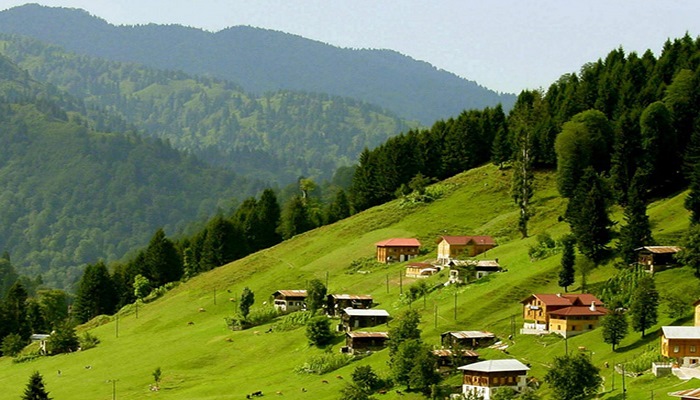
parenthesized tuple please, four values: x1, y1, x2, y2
(0, 1, 698, 94)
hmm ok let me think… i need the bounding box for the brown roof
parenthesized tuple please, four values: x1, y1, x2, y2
(437, 236, 496, 246)
(330, 294, 373, 301)
(669, 388, 700, 399)
(432, 349, 479, 358)
(407, 262, 434, 268)
(346, 331, 389, 339)
(273, 290, 308, 298)
(376, 238, 421, 247)
(522, 293, 602, 307)
(442, 331, 495, 339)
(548, 306, 608, 317)
(636, 246, 682, 254)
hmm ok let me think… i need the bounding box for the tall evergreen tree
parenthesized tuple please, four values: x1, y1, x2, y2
(278, 196, 314, 240)
(22, 371, 51, 400)
(629, 275, 659, 337)
(601, 306, 628, 351)
(0, 255, 19, 300)
(326, 189, 351, 224)
(558, 235, 576, 292)
(617, 174, 653, 265)
(609, 108, 642, 205)
(200, 216, 246, 271)
(72, 261, 118, 323)
(143, 228, 183, 286)
(239, 287, 254, 319)
(566, 168, 612, 264)
(254, 189, 282, 249)
(686, 158, 700, 225)
(640, 101, 679, 195)
(4, 281, 30, 340)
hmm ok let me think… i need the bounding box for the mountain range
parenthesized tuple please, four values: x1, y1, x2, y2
(0, 4, 515, 125)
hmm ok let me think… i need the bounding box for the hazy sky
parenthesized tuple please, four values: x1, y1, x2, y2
(0, 1, 698, 94)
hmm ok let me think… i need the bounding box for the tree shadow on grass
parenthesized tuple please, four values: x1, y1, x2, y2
(615, 327, 662, 353)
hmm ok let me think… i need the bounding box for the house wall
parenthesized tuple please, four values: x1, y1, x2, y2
(661, 336, 700, 361)
(462, 371, 527, 400)
(376, 246, 419, 263)
(548, 316, 600, 338)
(522, 299, 548, 325)
(695, 304, 700, 326)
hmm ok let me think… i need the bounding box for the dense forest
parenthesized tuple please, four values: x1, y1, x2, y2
(0, 53, 266, 289)
(0, 34, 412, 184)
(0, 4, 515, 125)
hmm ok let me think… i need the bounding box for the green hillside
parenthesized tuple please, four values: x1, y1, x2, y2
(0, 164, 694, 399)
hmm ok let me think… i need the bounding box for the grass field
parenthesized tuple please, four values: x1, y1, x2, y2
(0, 163, 696, 399)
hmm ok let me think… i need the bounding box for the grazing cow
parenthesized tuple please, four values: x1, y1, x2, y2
(336, 375, 343, 379)
(276, 391, 282, 395)
(301, 388, 307, 392)
(198, 307, 206, 312)
(188, 321, 194, 325)
(321, 380, 328, 384)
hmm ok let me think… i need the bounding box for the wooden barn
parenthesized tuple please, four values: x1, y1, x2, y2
(375, 238, 421, 263)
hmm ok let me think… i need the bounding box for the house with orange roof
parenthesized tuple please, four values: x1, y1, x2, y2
(436, 236, 497, 263)
(375, 238, 421, 263)
(521, 293, 607, 337)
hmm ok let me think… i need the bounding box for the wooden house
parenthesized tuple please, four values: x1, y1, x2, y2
(636, 246, 682, 273)
(474, 260, 501, 280)
(326, 294, 373, 316)
(436, 236, 496, 263)
(405, 262, 438, 278)
(433, 348, 479, 368)
(344, 331, 389, 354)
(441, 331, 496, 349)
(272, 290, 307, 313)
(375, 238, 421, 263)
(340, 308, 390, 331)
(661, 326, 700, 367)
(521, 293, 607, 337)
(30, 333, 50, 355)
(458, 359, 530, 400)
(694, 299, 700, 326)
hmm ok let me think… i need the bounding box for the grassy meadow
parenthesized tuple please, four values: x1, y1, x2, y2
(0, 163, 697, 399)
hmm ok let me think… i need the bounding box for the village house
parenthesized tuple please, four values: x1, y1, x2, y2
(636, 246, 682, 273)
(405, 262, 438, 278)
(436, 235, 497, 264)
(441, 330, 496, 349)
(343, 331, 389, 354)
(446, 259, 501, 285)
(521, 293, 607, 337)
(340, 308, 390, 331)
(326, 294, 373, 316)
(661, 326, 700, 367)
(271, 290, 307, 313)
(375, 238, 421, 263)
(458, 359, 530, 400)
(30, 333, 50, 355)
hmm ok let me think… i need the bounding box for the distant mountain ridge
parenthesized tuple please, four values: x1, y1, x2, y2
(0, 4, 515, 124)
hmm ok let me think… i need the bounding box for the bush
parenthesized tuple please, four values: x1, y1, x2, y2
(2, 333, 28, 357)
(273, 310, 314, 331)
(528, 232, 561, 260)
(294, 352, 353, 374)
(225, 306, 278, 330)
(46, 324, 79, 355)
(79, 331, 100, 350)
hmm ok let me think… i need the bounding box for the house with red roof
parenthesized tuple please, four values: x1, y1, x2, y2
(437, 236, 497, 263)
(375, 238, 421, 263)
(521, 293, 607, 337)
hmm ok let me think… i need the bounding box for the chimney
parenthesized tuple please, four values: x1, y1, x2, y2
(590, 301, 596, 311)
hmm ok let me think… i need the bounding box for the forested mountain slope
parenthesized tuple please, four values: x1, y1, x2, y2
(0, 54, 263, 289)
(0, 34, 411, 183)
(0, 4, 515, 125)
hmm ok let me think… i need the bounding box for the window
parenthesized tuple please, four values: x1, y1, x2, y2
(692, 346, 697, 353)
(674, 346, 680, 353)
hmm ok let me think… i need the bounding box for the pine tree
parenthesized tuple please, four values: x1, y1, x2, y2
(617, 174, 653, 265)
(4, 281, 30, 340)
(72, 261, 117, 323)
(255, 189, 282, 249)
(629, 275, 659, 337)
(305, 279, 327, 314)
(567, 168, 612, 264)
(239, 287, 254, 319)
(326, 189, 351, 224)
(686, 159, 700, 225)
(558, 236, 575, 292)
(22, 371, 51, 400)
(143, 228, 183, 286)
(278, 196, 314, 240)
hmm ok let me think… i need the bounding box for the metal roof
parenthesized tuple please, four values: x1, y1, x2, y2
(273, 290, 307, 298)
(669, 388, 700, 399)
(330, 294, 373, 300)
(458, 359, 529, 373)
(346, 331, 389, 339)
(662, 326, 700, 339)
(522, 293, 602, 307)
(432, 349, 479, 357)
(376, 238, 421, 247)
(635, 246, 682, 254)
(442, 331, 495, 339)
(342, 308, 390, 317)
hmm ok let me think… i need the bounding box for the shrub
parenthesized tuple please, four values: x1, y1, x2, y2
(79, 332, 100, 350)
(528, 232, 561, 260)
(294, 352, 352, 374)
(2, 333, 28, 357)
(46, 324, 79, 355)
(273, 310, 314, 331)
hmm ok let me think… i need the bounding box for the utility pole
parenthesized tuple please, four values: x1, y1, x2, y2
(107, 379, 118, 400)
(399, 272, 403, 294)
(214, 289, 217, 305)
(454, 292, 457, 321)
(115, 314, 119, 338)
(434, 304, 438, 329)
(386, 274, 389, 294)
